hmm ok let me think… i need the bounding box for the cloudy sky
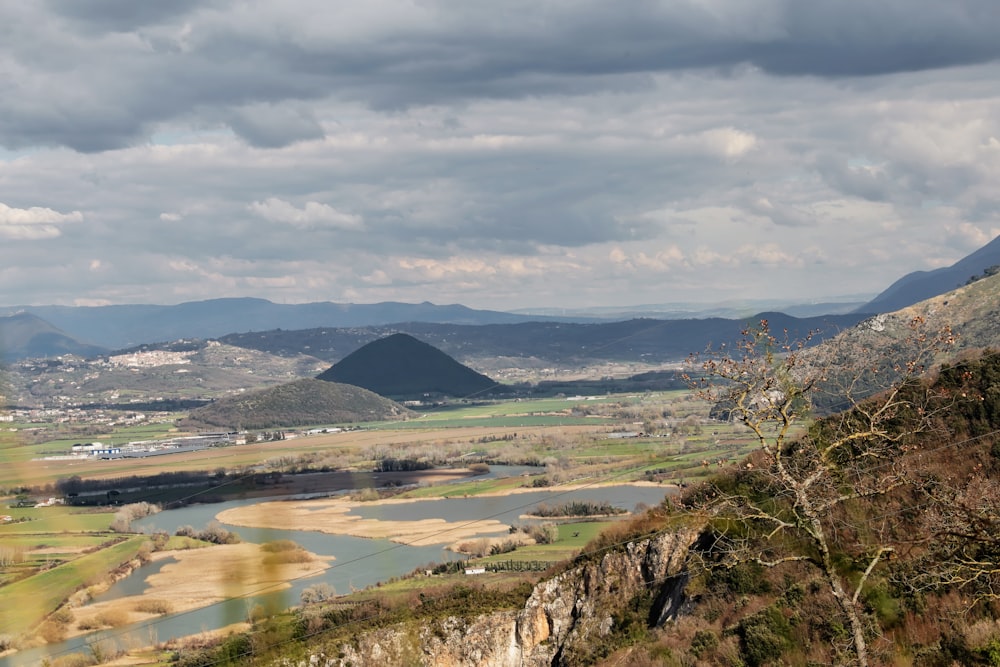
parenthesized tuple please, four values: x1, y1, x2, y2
(1, 1, 999, 311)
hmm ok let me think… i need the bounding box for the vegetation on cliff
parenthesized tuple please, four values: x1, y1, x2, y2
(163, 344, 1000, 666)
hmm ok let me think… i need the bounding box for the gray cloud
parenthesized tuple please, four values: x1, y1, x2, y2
(229, 105, 326, 148)
(44, 0, 212, 33)
(2, 2, 999, 152)
(0, 2, 998, 310)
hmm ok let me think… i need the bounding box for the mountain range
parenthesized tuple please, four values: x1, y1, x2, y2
(854, 233, 1000, 313)
(2, 235, 999, 364)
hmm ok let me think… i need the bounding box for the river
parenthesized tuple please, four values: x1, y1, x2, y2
(1, 472, 673, 666)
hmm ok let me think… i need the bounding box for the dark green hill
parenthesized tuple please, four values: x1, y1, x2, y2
(315, 333, 502, 399)
(180, 378, 411, 430)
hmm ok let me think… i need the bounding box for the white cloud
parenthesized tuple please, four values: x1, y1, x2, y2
(699, 127, 759, 160)
(0, 202, 83, 240)
(945, 222, 1000, 250)
(248, 198, 364, 230)
(0, 202, 82, 225)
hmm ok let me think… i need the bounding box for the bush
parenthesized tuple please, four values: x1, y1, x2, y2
(37, 621, 67, 643)
(110, 501, 160, 532)
(47, 653, 94, 667)
(50, 607, 75, 626)
(175, 522, 241, 545)
(260, 539, 300, 552)
(690, 629, 719, 658)
(262, 549, 313, 565)
(94, 608, 130, 628)
(531, 501, 626, 517)
(524, 522, 559, 545)
(489, 539, 519, 556)
(133, 598, 173, 614)
(300, 583, 336, 604)
(737, 606, 793, 667)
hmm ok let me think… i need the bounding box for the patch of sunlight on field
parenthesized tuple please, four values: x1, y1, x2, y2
(0, 535, 147, 636)
(0, 506, 116, 534)
(399, 475, 533, 499)
(368, 414, 600, 429)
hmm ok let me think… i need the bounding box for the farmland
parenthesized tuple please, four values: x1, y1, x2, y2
(0, 388, 777, 661)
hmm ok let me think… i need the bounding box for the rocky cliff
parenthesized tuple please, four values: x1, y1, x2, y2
(285, 526, 700, 667)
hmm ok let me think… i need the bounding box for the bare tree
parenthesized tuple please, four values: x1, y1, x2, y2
(917, 471, 1000, 602)
(686, 317, 956, 666)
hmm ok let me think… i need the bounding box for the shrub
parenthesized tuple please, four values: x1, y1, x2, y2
(37, 621, 67, 643)
(94, 608, 130, 628)
(262, 549, 313, 565)
(50, 607, 75, 626)
(708, 562, 772, 596)
(47, 653, 93, 667)
(175, 522, 241, 545)
(260, 539, 300, 552)
(525, 522, 559, 545)
(737, 606, 793, 667)
(531, 501, 625, 517)
(110, 501, 160, 532)
(151, 530, 169, 551)
(300, 583, 336, 604)
(133, 598, 173, 614)
(489, 539, 519, 556)
(690, 629, 719, 658)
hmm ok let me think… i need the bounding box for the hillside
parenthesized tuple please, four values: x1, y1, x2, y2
(3, 341, 327, 409)
(180, 378, 411, 430)
(223, 312, 867, 367)
(171, 350, 1000, 666)
(316, 333, 503, 399)
(814, 270, 1000, 369)
(0, 312, 107, 363)
(5, 298, 581, 351)
(857, 233, 1000, 314)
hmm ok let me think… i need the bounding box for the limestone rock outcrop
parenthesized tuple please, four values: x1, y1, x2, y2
(285, 526, 700, 667)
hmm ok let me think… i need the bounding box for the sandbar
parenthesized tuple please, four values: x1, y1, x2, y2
(65, 542, 330, 641)
(217, 497, 509, 547)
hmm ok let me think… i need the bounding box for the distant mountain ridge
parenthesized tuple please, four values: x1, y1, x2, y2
(856, 234, 1000, 314)
(317, 333, 502, 399)
(3, 298, 591, 351)
(225, 312, 869, 367)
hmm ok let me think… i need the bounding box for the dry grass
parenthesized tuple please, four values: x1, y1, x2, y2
(217, 496, 510, 547)
(62, 542, 330, 644)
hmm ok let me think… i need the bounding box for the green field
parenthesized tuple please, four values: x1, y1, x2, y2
(363, 414, 601, 429)
(400, 475, 535, 499)
(0, 386, 781, 662)
(477, 521, 616, 564)
(0, 534, 147, 636)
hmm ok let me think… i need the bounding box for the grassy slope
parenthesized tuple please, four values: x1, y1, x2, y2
(0, 534, 147, 636)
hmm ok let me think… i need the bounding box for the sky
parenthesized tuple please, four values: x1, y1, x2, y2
(1, 1, 999, 312)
